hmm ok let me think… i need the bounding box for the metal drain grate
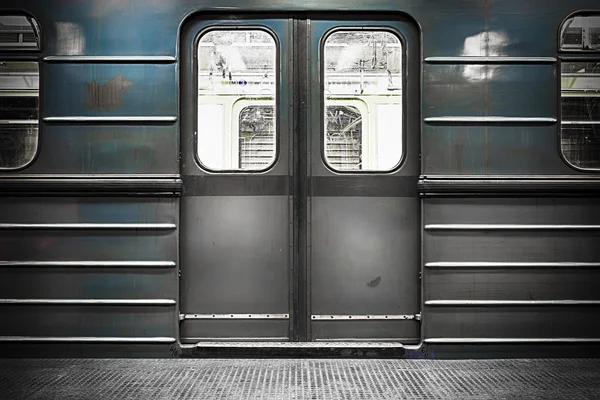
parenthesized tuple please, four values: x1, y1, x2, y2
(1, 358, 600, 399)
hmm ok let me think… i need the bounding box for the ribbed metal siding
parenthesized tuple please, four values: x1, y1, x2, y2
(0, 196, 179, 346)
(422, 198, 600, 343)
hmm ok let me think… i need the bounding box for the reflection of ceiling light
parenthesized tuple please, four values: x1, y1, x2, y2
(461, 31, 508, 82)
(56, 22, 85, 55)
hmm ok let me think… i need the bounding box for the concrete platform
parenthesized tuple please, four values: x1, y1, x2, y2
(1, 358, 600, 399)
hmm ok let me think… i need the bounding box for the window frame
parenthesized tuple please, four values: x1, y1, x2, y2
(0, 12, 41, 172)
(319, 26, 407, 174)
(558, 11, 600, 172)
(193, 25, 281, 174)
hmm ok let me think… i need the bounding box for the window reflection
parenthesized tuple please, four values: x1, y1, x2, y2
(0, 15, 39, 170)
(197, 29, 277, 171)
(561, 61, 600, 169)
(323, 30, 403, 172)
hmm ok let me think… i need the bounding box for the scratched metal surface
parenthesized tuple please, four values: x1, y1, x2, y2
(0, 197, 178, 346)
(0, 0, 595, 176)
(1, 358, 600, 399)
(0, 0, 599, 358)
(423, 197, 600, 341)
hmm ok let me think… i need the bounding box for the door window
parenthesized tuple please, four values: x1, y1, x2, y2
(323, 30, 403, 171)
(196, 29, 277, 171)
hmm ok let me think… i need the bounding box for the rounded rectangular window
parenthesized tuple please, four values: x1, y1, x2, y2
(560, 14, 600, 170)
(0, 15, 40, 170)
(196, 29, 277, 171)
(323, 30, 403, 172)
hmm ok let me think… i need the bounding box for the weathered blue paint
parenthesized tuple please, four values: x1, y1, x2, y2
(0, 0, 599, 358)
(0, 0, 594, 176)
(43, 64, 176, 117)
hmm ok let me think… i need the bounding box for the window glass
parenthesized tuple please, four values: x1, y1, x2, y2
(561, 61, 600, 169)
(239, 105, 275, 170)
(0, 15, 39, 170)
(0, 15, 39, 50)
(560, 15, 600, 51)
(325, 105, 362, 170)
(197, 29, 277, 171)
(323, 30, 403, 172)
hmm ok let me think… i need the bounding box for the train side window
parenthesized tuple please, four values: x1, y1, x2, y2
(560, 14, 600, 170)
(0, 15, 40, 170)
(196, 29, 277, 171)
(323, 30, 403, 172)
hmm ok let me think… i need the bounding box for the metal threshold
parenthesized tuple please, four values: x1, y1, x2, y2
(187, 341, 405, 358)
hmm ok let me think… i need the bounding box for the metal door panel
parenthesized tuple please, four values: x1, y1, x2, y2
(180, 196, 290, 314)
(311, 197, 419, 315)
(306, 17, 421, 340)
(179, 16, 293, 341)
(180, 320, 290, 343)
(312, 321, 419, 342)
(180, 14, 421, 342)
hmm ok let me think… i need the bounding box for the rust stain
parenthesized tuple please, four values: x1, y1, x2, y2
(86, 75, 133, 109)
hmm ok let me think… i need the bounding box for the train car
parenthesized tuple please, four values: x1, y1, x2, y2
(1, 0, 600, 359)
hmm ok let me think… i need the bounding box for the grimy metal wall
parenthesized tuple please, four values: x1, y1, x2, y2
(0, 0, 600, 358)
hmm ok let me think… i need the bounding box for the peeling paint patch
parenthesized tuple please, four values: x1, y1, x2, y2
(86, 75, 133, 109)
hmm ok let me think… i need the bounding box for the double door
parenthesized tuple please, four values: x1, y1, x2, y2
(179, 14, 420, 343)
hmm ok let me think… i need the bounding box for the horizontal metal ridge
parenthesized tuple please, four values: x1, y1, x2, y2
(562, 121, 600, 125)
(418, 178, 600, 196)
(311, 314, 420, 321)
(0, 119, 38, 124)
(422, 175, 600, 179)
(426, 262, 600, 269)
(0, 223, 176, 230)
(43, 55, 176, 63)
(425, 56, 557, 64)
(180, 313, 289, 320)
(0, 261, 176, 268)
(0, 336, 176, 343)
(0, 174, 181, 179)
(43, 116, 177, 123)
(424, 338, 600, 344)
(562, 88, 600, 94)
(425, 224, 600, 230)
(0, 177, 183, 195)
(562, 73, 600, 78)
(193, 342, 404, 348)
(425, 300, 600, 306)
(313, 338, 419, 342)
(424, 116, 556, 124)
(181, 337, 289, 342)
(0, 299, 176, 305)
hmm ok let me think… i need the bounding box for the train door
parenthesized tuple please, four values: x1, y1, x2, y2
(179, 14, 420, 344)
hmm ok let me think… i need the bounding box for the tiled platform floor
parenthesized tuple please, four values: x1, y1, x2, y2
(1, 358, 600, 399)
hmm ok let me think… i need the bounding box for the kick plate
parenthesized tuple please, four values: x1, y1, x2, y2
(187, 341, 405, 358)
